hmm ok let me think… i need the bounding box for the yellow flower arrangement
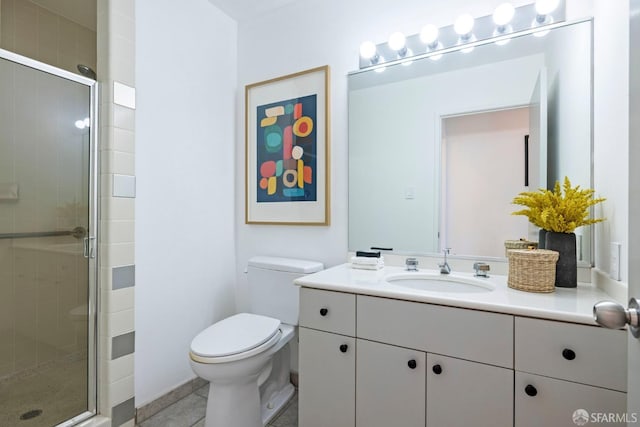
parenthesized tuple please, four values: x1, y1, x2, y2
(511, 177, 605, 233)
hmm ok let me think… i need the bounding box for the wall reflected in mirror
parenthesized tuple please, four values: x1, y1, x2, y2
(348, 20, 592, 262)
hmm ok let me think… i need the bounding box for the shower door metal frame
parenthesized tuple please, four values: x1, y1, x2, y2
(0, 48, 99, 426)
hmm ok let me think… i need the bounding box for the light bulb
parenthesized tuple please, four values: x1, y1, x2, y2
(454, 14, 475, 36)
(75, 120, 86, 129)
(493, 3, 515, 27)
(83, 117, 90, 127)
(359, 41, 377, 59)
(420, 25, 439, 45)
(388, 32, 406, 52)
(535, 0, 560, 15)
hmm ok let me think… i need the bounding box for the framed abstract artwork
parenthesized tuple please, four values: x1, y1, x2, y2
(245, 66, 330, 225)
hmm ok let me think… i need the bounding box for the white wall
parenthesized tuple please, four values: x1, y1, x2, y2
(236, 0, 630, 296)
(592, 1, 629, 283)
(235, 0, 534, 309)
(135, 0, 237, 406)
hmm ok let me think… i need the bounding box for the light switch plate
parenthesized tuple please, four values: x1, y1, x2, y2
(610, 242, 621, 281)
(404, 186, 416, 200)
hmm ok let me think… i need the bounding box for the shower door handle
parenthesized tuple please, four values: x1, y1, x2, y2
(83, 237, 96, 259)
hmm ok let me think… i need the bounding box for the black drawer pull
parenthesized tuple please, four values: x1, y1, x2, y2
(432, 364, 442, 375)
(525, 384, 538, 397)
(562, 348, 576, 360)
(339, 344, 348, 353)
(319, 308, 328, 316)
(407, 359, 417, 369)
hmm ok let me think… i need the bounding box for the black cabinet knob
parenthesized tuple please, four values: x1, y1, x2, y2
(525, 385, 538, 397)
(407, 359, 417, 369)
(432, 364, 442, 375)
(562, 348, 576, 360)
(339, 344, 348, 353)
(319, 308, 328, 316)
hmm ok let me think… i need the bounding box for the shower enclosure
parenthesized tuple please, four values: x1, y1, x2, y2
(0, 49, 98, 426)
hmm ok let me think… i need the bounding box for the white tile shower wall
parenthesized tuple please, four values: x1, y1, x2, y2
(97, 0, 137, 424)
(0, 0, 96, 75)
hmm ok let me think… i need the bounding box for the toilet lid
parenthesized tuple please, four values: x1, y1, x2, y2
(190, 313, 281, 358)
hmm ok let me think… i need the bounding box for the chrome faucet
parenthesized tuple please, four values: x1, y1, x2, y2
(438, 248, 451, 274)
(405, 257, 419, 271)
(473, 262, 490, 277)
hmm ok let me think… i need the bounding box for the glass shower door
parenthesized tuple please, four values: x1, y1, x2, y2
(0, 51, 97, 426)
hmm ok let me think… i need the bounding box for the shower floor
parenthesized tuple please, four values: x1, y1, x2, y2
(0, 353, 88, 427)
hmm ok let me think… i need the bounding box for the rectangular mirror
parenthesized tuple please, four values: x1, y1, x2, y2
(348, 19, 593, 262)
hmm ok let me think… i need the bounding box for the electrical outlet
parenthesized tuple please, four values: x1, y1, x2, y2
(610, 242, 621, 281)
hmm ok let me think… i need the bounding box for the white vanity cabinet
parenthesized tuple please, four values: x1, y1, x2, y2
(515, 373, 627, 427)
(298, 288, 356, 427)
(298, 327, 356, 427)
(297, 286, 628, 427)
(356, 339, 426, 427)
(356, 295, 514, 427)
(514, 317, 627, 427)
(427, 353, 513, 427)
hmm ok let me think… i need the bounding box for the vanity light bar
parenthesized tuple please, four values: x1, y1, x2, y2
(358, 1, 565, 70)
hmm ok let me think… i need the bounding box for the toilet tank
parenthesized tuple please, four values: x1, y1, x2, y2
(247, 256, 323, 325)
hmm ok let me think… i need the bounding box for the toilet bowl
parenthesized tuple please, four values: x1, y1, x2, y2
(189, 256, 323, 427)
(190, 313, 295, 427)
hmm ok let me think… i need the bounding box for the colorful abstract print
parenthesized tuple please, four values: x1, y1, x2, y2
(256, 94, 317, 203)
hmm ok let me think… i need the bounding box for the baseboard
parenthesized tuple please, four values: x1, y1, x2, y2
(135, 377, 208, 424)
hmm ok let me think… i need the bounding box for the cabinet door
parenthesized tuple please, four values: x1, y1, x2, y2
(515, 372, 627, 427)
(427, 354, 513, 427)
(299, 327, 355, 427)
(356, 339, 426, 427)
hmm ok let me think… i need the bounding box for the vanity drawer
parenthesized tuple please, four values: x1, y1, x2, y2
(357, 295, 513, 368)
(515, 317, 627, 391)
(299, 288, 356, 336)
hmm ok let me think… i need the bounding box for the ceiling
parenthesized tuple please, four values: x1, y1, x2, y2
(25, 0, 291, 32)
(207, 0, 299, 21)
(30, 0, 96, 31)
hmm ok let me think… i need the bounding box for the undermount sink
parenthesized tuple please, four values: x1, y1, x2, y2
(384, 272, 495, 293)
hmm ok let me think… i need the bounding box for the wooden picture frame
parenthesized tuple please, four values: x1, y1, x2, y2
(245, 65, 330, 225)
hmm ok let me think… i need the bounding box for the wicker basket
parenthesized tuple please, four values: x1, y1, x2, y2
(504, 239, 539, 256)
(507, 249, 559, 293)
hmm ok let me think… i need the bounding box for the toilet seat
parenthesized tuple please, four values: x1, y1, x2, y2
(190, 313, 281, 364)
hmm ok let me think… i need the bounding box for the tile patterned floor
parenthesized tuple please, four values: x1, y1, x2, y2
(0, 354, 88, 427)
(137, 385, 298, 427)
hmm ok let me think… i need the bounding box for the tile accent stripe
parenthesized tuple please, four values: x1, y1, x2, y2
(113, 174, 136, 198)
(112, 397, 135, 427)
(113, 265, 135, 290)
(112, 331, 135, 360)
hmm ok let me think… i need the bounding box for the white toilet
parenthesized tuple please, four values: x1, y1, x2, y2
(189, 256, 323, 427)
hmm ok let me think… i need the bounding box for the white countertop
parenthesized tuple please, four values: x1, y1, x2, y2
(294, 263, 622, 326)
